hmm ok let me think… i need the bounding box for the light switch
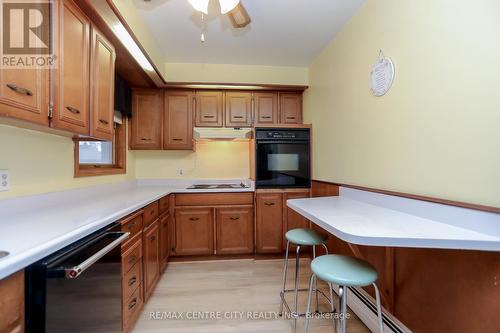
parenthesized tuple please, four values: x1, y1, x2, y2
(0, 170, 10, 191)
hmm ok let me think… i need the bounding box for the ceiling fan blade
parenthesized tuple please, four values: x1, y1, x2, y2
(227, 2, 251, 28)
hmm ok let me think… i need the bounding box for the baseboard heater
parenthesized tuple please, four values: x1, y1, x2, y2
(343, 286, 412, 333)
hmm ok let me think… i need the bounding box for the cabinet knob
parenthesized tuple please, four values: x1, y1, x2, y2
(150, 235, 156, 242)
(128, 255, 137, 264)
(6, 83, 33, 96)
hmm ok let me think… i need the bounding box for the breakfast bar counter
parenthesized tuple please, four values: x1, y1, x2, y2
(287, 187, 500, 251)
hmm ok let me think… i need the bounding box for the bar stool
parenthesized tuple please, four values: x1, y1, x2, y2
(279, 228, 332, 332)
(304, 254, 385, 333)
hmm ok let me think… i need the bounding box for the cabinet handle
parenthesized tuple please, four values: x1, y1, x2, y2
(128, 299, 137, 310)
(172, 138, 183, 141)
(127, 222, 136, 230)
(65, 106, 80, 114)
(99, 119, 109, 125)
(286, 116, 296, 120)
(141, 137, 152, 141)
(203, 115, 215, 118)
(264, 202, 275, 206)
(150, 210, 155, 215)
(150, 235, 156, 242)
(6, 83, 33, 96)
(128, 276, 137, 287)
(189, 217, 200, 221)
(128, 255, 137, 264)
(262, 116, 272, 119)
(234, 116, 244, 119)
(230, 216, 240, 220)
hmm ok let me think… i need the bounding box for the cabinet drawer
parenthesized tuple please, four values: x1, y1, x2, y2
(159, 195, 170, 214)
(122, 238, 142, 274)
(123, 261, 142, 302)
(122, 284, 143, 332)
(121, 212, 143, 240)
(143, 201, 159, 227)
(175, 193, 254, 206)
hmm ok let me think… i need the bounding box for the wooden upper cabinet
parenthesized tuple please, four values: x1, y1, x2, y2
(130, 90, 162, 149)
(164, 90, 193, 150)
(195, 90, 223, 127)
(174, 208, 214, 256)
(216, 206, 254, 255)
(279, 93, 302, 124)
(90, 27, 115, 140)
(254, 92, 278, 125)
(0, 270, 24, 333)
(51, 0, 90, 135)
(256, 192, 284, 254)
(0, 71, 48, 126)
(225, 91, 252, 127)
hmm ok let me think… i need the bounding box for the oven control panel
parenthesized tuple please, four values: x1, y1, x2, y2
(255, 128, 310, 141)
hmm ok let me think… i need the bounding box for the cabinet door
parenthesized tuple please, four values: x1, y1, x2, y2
(174, 208, 214, 256)
(254, 92, 278, 125)
(216, 206, 254, 255)
(279, 93, 302, 124)
(159, 212, 170, 270)
(256, 193, 283, 253)
(130, 90, 162, 149)
(283, 191, 310, 250)
(195, 91, 223, 127)
(164, 90, 194, 150)
(0, 270, 24, 333)
(143, 220, 160, 301)
(51, 0, 90, 135)
(90, 27, 115, 140)
(225, 91, 252, 127)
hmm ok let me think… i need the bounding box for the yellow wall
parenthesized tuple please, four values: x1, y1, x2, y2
(304, 0, 500, 207)
(164, 63, 309, 85)
(0, 124, 135, 199)
(134, 142, 250, 180)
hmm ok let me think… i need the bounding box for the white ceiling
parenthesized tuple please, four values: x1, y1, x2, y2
(133, 0, 365, 67)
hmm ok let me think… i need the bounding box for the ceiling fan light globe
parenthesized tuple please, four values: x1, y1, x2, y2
(187, 0, 209, 14)
(219, 0, 240, 14)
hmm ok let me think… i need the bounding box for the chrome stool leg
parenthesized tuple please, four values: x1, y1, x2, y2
(338, 285, 347, 333)
(293, 245, 301, 332)
(304, 273, 316, 333)
(312, 246, 319, 313)
(373, 283, 384, 333)
(328, 283, 336, 331)
(279, 241, 290, 316)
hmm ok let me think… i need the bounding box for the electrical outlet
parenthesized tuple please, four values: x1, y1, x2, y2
(0, 170, 10, 192)
(179, 168, 184, 176)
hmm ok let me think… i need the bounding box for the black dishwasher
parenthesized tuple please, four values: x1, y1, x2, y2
(25, 223, 129, 333)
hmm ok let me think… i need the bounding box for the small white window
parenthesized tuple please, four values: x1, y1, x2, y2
(78, 141, 114, 165)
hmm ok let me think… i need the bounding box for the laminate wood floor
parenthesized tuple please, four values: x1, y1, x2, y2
(132, 259, 370, 333)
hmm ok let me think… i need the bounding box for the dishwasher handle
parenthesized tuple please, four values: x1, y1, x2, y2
(65, 232, 130, 279)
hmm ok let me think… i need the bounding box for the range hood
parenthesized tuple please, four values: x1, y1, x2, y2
(193, 127, 252, 141)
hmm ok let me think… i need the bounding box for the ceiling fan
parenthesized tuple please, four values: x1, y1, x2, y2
(187, 0, 251, 28)
(143, 0, 251, 29)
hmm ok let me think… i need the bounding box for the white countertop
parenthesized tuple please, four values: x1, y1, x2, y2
(0, 179, 254, 280)
(287, 187, 500, 251)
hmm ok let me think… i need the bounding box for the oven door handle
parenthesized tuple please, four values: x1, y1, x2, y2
(64, 232, 130, 279)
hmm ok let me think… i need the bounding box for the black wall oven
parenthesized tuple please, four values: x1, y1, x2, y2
(255, 128, 311, 188)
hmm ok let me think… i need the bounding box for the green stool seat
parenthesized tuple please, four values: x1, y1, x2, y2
(285, 228, 327, 246)
(311, 254, 378, 287)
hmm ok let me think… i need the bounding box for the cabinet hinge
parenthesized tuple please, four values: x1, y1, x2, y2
(48, 104, 54, 119)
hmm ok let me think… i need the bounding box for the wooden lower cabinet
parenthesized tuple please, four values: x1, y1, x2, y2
(159, 212, 171, 271)
(216, 206, 254, 255)
(0, 270, 24, 333)
(174, 208, 214, 256)
(121, 233, 143, 333)
(283, 190, 310, 250)
(255, 192, 284, 254)
(143, 219, 160, 301)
